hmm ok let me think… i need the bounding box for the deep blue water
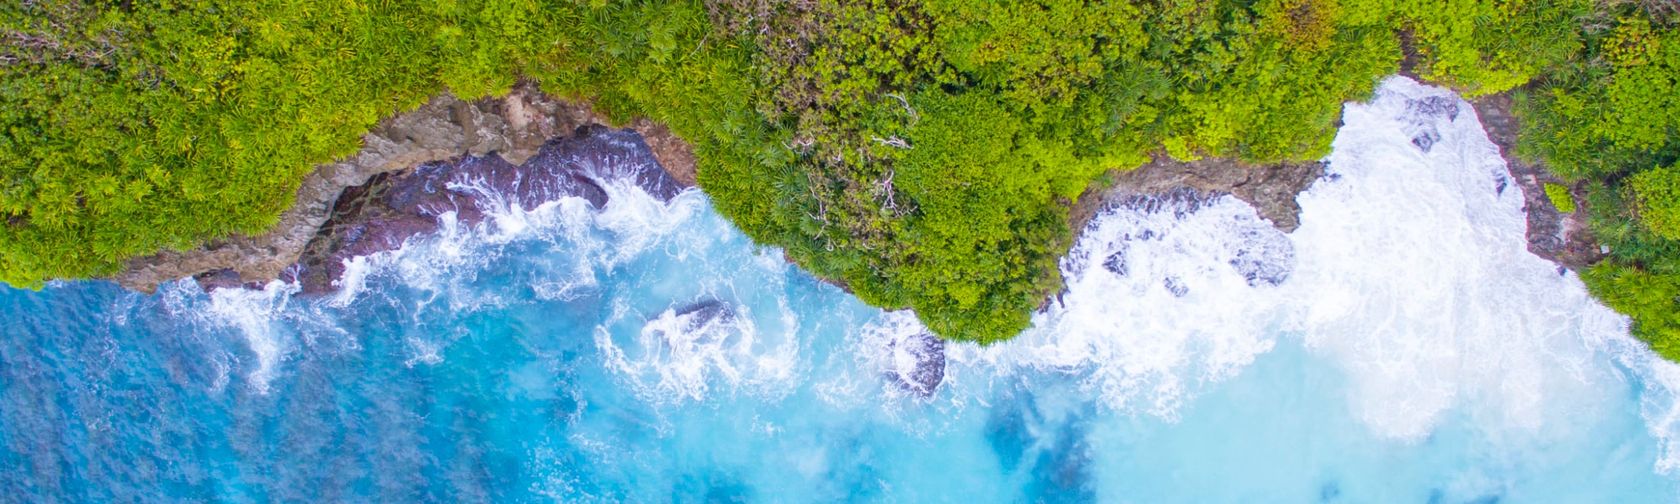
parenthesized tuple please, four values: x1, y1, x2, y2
(3, 79, 1679, 503)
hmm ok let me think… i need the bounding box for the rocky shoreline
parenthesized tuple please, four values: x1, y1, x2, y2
(1068, 89, 1601, 276)
(272, 126, 687, 295)
(114, 82, 696, 293)
(104, 81, 1599, 401)
(1070, 156, 1326, 238)
(109, 82, 1591, 302)
(1470, 93, 1603, 271)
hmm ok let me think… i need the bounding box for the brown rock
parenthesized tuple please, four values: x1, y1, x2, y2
(1471, 93, 1603, 271)
(113, 82, 697, 293)
(284, 126, 680, 295)
(1070, 155, 1326, 237)
(629, 119, 699, 187)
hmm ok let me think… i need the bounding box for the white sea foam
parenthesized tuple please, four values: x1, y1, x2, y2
(157, 76, 1680, 476)
(334, 172, 804, 405)
(171, 162, 708, 390)
(1640, 358, 1680, 474)
(590, 179, 702, 266)
(860, 77, 1675, 460)
(595, 296, 803, 404)
(1283, 77, 1638, 440)
(200, 280, 300, 393)
(956, 193, 1288, 417)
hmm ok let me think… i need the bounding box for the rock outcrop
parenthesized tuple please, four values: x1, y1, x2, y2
(116, 82, 695, 293)
(1070, 156, 1326, 237)
(1471, 93, 1603, 271)
(283, 126, 683, 294)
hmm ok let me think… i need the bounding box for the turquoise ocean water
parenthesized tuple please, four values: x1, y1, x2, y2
(4, 78, 1679, 502)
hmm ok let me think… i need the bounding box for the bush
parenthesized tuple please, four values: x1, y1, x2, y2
(1545, 182, 1577, 213)
(1584, 264, 1680, 361)
(1633, 165, 1680, 240)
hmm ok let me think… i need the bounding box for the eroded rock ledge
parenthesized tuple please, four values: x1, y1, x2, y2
(114, 82, 696, 293)
(1070, 156, 1326, 238)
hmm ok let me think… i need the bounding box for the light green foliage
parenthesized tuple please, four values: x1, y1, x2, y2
(1544, 182, 1577, 213)
(887, 92, 1106, 341)
(0, 0, 1608, 344)
(0, 0, 742, 288)
(696, 0, 1428, 341)
(1395, 0, 1590, 96)
(1633, 165, 1680, 240)
(1148, 0, 1402, 162)
(1, 1, 448, 285)
(1520, 15, 1680, 179)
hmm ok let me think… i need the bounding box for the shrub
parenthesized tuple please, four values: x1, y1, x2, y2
(1632, 165, 1680, 240)
(1584, 264, 1680, 361)
(1545, 182, 1578, 213)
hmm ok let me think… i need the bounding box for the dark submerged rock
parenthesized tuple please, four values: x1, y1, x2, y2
(1411, 129, 1440, 152)
(888, 331, 946, 397)
(984, 395, 1097, 502)
(1086, 187, 1294, 291)
(1402, 96, 1457, 153)
(1229, 252, 1291, 287)
(191, 268, 264, 291)
(1319, 481, 1342, 502)
(1227, 226, 1295, 287)
(1407, 95, 1460, 121)
(674, 299, 734, 331)
(1101, 247, 1128, 276)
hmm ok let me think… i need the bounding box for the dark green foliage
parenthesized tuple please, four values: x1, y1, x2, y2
(1519, 13, 1680, 180)
(0, 0, 1617, 344)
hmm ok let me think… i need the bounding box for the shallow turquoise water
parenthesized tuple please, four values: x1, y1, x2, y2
(4, 79, 1679, 502)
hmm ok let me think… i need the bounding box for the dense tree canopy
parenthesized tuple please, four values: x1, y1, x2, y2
(2, 0, 1672, 348)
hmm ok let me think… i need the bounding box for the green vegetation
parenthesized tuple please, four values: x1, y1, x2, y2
(1633, 165, 1680, 240)
(1516, 6, 1680, 360)
(0, 0, 1670, 347)
(1545, 183, 1578, 213)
